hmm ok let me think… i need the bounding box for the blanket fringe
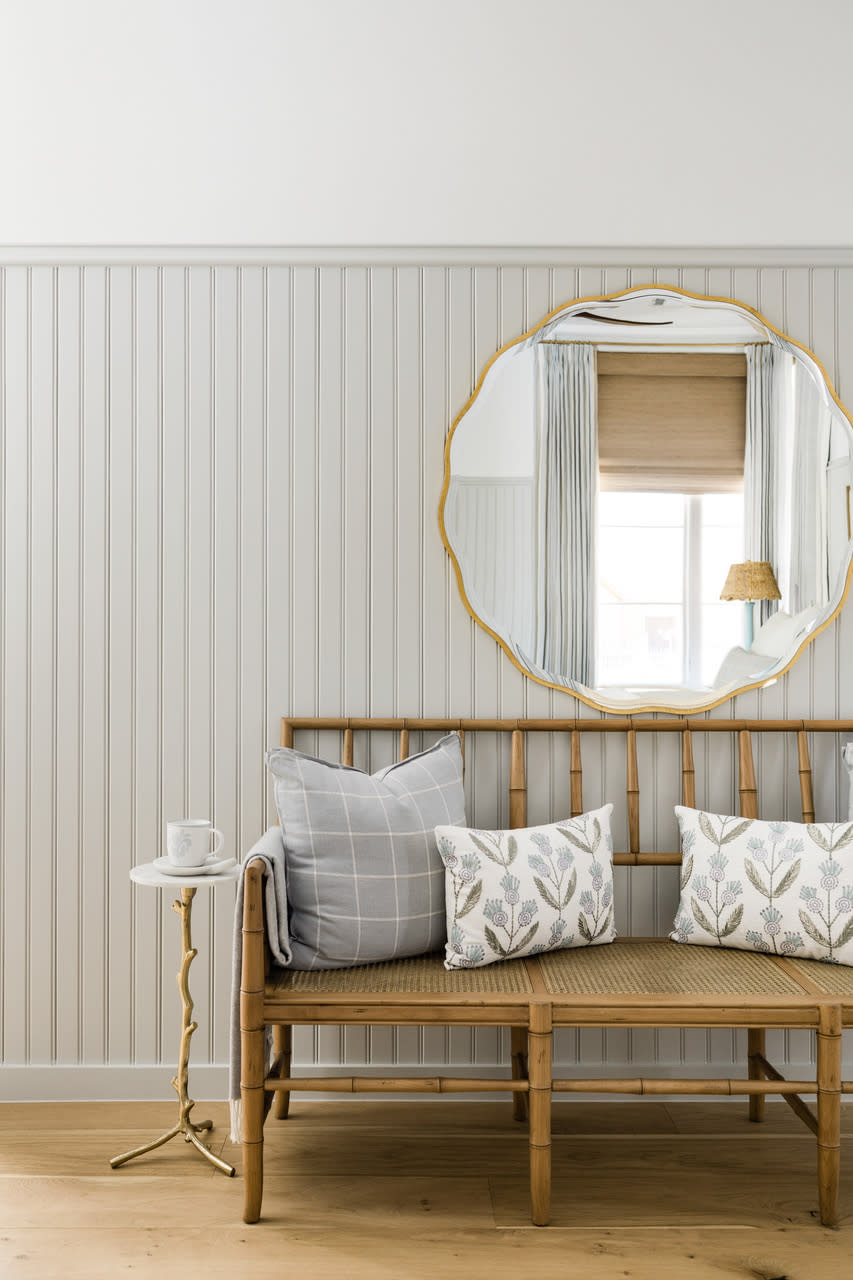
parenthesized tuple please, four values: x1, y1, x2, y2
(229, 1098, 242, 1146)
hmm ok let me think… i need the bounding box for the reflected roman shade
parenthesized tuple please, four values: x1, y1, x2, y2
(597, 351, 748, 493)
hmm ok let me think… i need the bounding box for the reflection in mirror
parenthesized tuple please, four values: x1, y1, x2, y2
(441, 287, 853, 713)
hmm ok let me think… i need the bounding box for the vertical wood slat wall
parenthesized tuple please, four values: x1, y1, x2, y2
(2, 256, 853, 1093)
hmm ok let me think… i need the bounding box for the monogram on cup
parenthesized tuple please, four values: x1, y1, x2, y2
(166, 820, 225, 867)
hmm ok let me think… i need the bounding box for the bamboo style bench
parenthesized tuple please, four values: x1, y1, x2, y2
(240, 716, 853, 1228)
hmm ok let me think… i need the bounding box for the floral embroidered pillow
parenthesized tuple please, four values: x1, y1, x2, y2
(671, 806, 853, 965)
(435, 806, 616, 969)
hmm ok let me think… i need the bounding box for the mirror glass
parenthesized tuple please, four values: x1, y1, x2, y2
(440, 287, 853, 712)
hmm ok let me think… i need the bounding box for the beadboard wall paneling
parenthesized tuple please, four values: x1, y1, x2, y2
(2, 258, 853, 1096)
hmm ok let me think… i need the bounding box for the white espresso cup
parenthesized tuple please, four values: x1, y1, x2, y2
(166, 819, 224, 868)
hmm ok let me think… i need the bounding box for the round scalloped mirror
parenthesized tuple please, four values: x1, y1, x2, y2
(440, 286, 853, 714)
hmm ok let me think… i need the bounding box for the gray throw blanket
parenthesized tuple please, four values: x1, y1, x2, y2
(229, 826, 291, 1142)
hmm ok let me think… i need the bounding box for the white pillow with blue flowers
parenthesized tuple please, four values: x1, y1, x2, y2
(434, 807, 616, 969)
(671, 806, 853, 965)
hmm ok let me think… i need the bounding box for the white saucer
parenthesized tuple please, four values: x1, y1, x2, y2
(154, 855, 236, 877)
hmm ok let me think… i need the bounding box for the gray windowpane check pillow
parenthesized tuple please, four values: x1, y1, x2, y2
(266, 733, 465, 969)
(671, 806, 853, 965)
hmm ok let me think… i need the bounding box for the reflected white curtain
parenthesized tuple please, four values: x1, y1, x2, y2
(747, 346, 832, 618)
(743, 345, 777, 624)
(788, 359, 831, 610)
(534, 343, 597, 683)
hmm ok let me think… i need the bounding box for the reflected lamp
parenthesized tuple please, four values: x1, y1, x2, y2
(720, 561, 781, 650)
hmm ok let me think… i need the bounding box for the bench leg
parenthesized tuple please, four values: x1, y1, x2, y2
(528, 1003, 552, 1226)
(242, 1084, 265, 1224)
(241, 1021, 266, 1221)
(817, 1007, 842, 1228)
(272, 1025, 293, 1119)
(747, 1028, 766, 1122)
(511, 1026, 529, 1122)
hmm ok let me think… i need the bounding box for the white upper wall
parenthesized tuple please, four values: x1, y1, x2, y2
(2, 0, 852, 246)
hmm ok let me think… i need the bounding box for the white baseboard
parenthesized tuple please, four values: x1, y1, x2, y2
(0, 1065, 231, 1102)
(1, 1060, 840, 1103)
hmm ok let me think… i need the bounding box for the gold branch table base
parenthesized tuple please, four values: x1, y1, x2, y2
(111, 884, 236, 1177)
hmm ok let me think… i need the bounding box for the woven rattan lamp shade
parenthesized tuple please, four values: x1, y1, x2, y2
(720, 560, 782, 602)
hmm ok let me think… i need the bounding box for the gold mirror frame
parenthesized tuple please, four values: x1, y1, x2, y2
(439, 284, 853, 715)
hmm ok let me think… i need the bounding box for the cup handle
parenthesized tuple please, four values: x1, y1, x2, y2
(209, 828, 225, 858)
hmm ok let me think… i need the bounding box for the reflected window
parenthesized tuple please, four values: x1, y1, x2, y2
(597, 492, 743, 688)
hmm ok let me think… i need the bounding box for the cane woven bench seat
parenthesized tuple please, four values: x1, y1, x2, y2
(240, 716, 853, 1232)
(782, 956, 853, 996)
(539, 938, 812, 999)
(269, 952, 534, 995)
(270, 942, 818, 1002)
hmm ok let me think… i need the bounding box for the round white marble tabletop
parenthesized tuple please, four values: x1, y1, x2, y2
(130, 858, 241, 889)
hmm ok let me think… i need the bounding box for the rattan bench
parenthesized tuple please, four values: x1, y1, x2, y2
(240, 716, 853, 1228)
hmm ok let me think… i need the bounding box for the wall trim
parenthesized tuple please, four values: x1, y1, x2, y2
(1, 1065, 231, 1102)
(3, 245, 853, 267)
(1, 1061, 835, 1102)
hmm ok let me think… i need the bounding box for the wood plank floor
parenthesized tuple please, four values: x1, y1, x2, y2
(1, 1099, 852, 1279)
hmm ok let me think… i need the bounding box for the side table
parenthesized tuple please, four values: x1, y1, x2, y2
(110, 859, 241, 1176)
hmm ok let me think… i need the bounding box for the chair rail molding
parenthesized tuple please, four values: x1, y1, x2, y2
(2, 245, 853, 267)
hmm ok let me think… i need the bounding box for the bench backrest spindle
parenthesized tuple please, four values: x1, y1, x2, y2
(570, 729, 583, 817)
(626, 728, 640, 863)
(738, 730, 759, 820)
(509, 728, 527, 830)
(798, 729, 815, 824)
(681, 730, 696, 809)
